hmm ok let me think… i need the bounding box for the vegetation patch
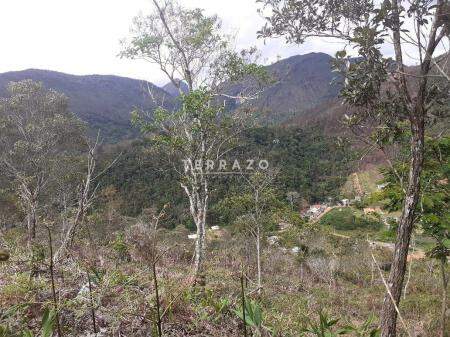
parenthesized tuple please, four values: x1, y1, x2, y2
(319, 207, 383, 231)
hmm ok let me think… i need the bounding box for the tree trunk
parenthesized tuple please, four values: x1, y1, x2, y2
(194, 178, 208, 285)
(440, 257, 448, 337)
(27, 203, 37, 248)
(379, 1, 443, 331)
(183, 169, 209, 285)
(380, 114, 424, 337)
(55, 162, 93, 262)
(54, 199, 85, 262)
(193, 215, 206, 285)
(256, 225, 262, 294)
(47, 226, 63, 337)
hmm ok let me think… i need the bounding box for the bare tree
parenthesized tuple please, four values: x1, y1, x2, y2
(220, 169, 279, 293)
(121, 0, 268, 282)
(242, 170, 277, 294)
(55, 135, 119, 262)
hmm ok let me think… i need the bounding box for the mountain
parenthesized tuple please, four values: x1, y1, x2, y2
(0, 53, 344, 142)
(162, 79, 189, 97)
(223, 52, 342, 125)
(260, 52, 341, 123)
(0, 69, 175, 142)
(221, 52, 344, 129)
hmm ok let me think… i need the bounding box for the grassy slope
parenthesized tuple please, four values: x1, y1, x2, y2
(341, 167, 384, 199)
(0, 223, 445, 336)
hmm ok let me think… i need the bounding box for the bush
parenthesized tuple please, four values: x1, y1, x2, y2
(319, 208, 382, 231)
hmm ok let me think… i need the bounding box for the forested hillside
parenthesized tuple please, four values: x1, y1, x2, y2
(0, 52, 343, 142)
(0, 69, 175, 141)
(98, 126, 353, 226)
(250, 53, 342, 123)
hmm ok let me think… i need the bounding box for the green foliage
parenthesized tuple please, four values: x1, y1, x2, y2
(30, 244, 46, 265)
(236, 127, 354, 202)
(376, 219, 398, 242)
(0, 80, 86, 236)
(259, 0, 449, 145)
(319, 208, 382, 231)
(0, 307, 56, 337)
(180, 288, 232, 324)
(120, 1, 227, 86)
(420, 137, 450, 257)
(107, 270, 138, 287)
(301, 311, 379, 337)
(233, 300, 264, 331)
(0, 80, 86, 181)
(210, 46, 272, 86)
(98, 138, 185, 221)
(121, 0, 268, 92)
(110, 232, 130, 261)
(212, 186, 284, 230)
(40, 308, 56, 337)
(213, 297, 231, 315)
(341, 315, 380, 337)
(379, 136, 450, 256)
(99, 126, 353, 223)
(300, 311, 343, 337)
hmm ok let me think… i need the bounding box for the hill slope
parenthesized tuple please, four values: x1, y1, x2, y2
(0, 69, 175, 142)
(260, 52, 341, 123)
(0, 53, 344, 141)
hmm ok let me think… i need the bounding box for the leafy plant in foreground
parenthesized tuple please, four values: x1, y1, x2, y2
(234, 299, 275, 336)
(301, 311, 379, 337)
(1, 307, 57, 337)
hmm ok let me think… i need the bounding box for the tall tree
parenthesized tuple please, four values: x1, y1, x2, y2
(0, 80, 85, 248)
(379, 136, 449, 337)
(257, 0, 449, 335)
(121, 0, 267, 282)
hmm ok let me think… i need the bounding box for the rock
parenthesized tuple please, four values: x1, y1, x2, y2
(291, 246, 300, 254)
(188, 234, 198, 240)
(77, 283, 90, 298)
(211, 225, 220, 231)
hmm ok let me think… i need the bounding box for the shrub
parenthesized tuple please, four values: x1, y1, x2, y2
(301, 311, 379, 337)
(319, 208, 382, 231)
(110, 232, 130, 261)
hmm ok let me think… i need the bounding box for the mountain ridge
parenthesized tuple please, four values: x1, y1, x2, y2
(256, 52, 341, 123)
(0, 68, 176, 142)
(0, 52, 342, 141)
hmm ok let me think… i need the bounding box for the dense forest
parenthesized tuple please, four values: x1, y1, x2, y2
(98, 126, 353, 225)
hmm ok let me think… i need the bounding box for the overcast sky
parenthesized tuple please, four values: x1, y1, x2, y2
(0, 1, 443, 87)
(0, 0, 352, 86)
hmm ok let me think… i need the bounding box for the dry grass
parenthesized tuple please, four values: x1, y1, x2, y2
(0, 223, 446, 336)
